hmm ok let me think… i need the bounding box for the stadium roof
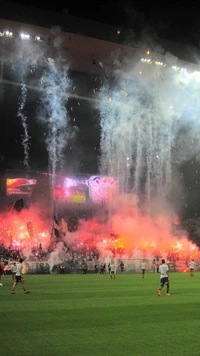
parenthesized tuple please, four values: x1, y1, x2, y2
(0, 0, 200, 73)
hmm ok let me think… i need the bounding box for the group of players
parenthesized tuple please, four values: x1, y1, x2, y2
(0, 258, 197, 295)
(139, 259, 171, 296)
(141, 258, 197, 296)
(110, 259, 172, 296)
(0, 258, 30, 294)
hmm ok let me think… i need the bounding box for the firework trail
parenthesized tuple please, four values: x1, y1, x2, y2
(40, 61, 71, 195)
(99, 61, 200, 214)
(17, 83, 30, 169)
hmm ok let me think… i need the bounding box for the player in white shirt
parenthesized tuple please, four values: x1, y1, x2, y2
(11, 258, 30, 294)
(11, 262, 17, 281)
(141, 261, 146, 278)
(189, 259, 196, 278)
(109, 264, 116, 279)
(157, 259, 170, 296)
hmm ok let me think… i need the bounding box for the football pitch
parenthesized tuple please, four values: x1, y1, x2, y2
(1, 272, 200, 356)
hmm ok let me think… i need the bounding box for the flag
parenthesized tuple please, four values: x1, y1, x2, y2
(7, 201, 16, 212)
(61, 218, 68, 235)
(53, 215, 60, 238)
(14, 199, 24, 212)
(8, 199, 24, 213)
(27, 221, 34, 238)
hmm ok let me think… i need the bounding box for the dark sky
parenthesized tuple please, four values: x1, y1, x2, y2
(4, 0, 200, 46)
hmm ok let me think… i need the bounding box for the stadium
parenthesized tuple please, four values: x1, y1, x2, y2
(2, 2, 200, 356)
(1, 2, 200, 275)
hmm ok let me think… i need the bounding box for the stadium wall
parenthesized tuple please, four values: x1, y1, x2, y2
(5, 258, 197, 274)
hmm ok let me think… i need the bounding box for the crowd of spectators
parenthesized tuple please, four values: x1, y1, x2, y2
(0, 239, 101, 273)
(0, 244, 21, 263)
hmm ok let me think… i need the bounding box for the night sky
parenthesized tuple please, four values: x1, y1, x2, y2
(5, 0, 200, 46)
(0, 64, 102, 173)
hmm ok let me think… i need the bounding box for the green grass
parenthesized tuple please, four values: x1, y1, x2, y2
(0, 272, 200, 356)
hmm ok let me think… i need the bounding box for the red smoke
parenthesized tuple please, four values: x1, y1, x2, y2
(0, 208, 51, 252)
(0, 200, 199, 262)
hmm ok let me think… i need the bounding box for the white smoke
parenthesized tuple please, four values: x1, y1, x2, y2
(99, 56, 200, 215)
